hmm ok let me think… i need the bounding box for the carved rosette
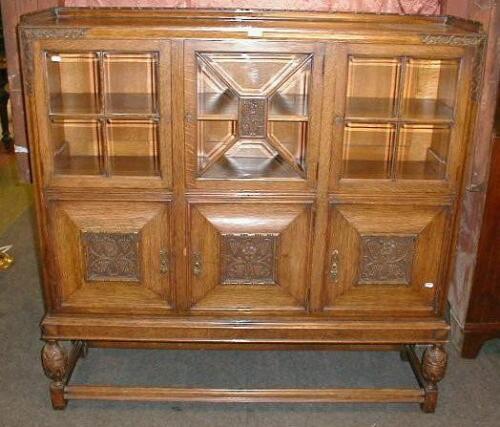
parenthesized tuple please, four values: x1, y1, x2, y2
(422, 344, 448, 384)
(82, 231, 140, 282)
(358, 235, 416, 284)
(20, 27, 88, 94)
(41, 341, 68, 383)
(221, 233, 278, 285)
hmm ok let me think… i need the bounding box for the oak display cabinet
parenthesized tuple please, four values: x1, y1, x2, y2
(19, 8, 485, 411)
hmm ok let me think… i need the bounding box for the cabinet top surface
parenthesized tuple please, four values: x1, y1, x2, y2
(20, 7, 483, 40)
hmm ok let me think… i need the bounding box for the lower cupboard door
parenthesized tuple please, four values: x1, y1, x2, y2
(49, 201, 173, 314)
(188, 202, 313, 314)
(324, 203, 451, 317)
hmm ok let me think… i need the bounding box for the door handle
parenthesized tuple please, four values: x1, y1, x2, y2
(329, 249, 339, 283)
(159, 250, 169, 274)
(192, 252, 202, 276)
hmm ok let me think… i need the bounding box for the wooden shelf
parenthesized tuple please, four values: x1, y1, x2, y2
(106, 93, 157, 114)
(401, 99, 454, 122)
(50, 93, 157, 116)
(54, 155, 160, 177)
(346, 97, 396, 120)
(396, 160, 446, 181)
(198, 92, 238, 120)
(54, 155, 103, 176)
(345, 97, 454, 123)
(110, 156, 160, 177)
(50, 93, 100, 115)
(341, 160, 391, 180)
(201, 156, 303, 180)
(269, 93, 309, 121)
(198, 93, 309, 122)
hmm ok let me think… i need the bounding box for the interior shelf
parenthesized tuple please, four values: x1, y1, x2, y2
(401, 99, 454, 122)
(269, 93, 309, 121)
(346, 97, 397, 120)
(201, 156, 302, 180)
(50, 93, 100, 115)
(345, 97, 454, 122)
(198, 92, 238, 120)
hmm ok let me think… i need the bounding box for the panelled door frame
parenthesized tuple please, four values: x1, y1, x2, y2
(320, 201, 453, 319)
(32, 39, 173, 189)
(329, 43, 473, 194)
(183, 40, 325, 192)
(47, 200, 175, 315)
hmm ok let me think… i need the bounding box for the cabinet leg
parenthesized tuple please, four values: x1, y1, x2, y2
(420, 344, 448, 413)
(41, 341, 69, 410)
(461, 332, 488, 359)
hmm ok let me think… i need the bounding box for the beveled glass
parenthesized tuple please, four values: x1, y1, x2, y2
(396, 124, 450, 180)
(342, 123, 396, 179)
(51, 119, 103, 175)
(47, 52, 100, 114)
(196, 52, 312, 180)
(103, 52, 158, 114)
(106, 119, 160, 176)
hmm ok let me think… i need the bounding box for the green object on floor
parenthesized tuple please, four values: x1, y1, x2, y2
(0, 154, 33, 236)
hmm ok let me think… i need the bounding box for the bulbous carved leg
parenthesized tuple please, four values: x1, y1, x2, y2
(41, 341, 69, 410)
(421, 344, 448, 413)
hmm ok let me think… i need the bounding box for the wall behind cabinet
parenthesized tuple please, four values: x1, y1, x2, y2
(64, 1, 440, 14)
(0, 0, 64, 181)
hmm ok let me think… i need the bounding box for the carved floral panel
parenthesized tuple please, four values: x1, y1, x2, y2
(220, 233, 278, 285)
(358, 235, 416, 284)
(239, 98, 267, 138)
(82, 231, 140, 282)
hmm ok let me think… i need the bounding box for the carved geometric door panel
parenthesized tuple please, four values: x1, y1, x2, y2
(188, 202, 313, 314)
(184, 41, 323, 191)
(323, 203, 451, 317)
(48, 201, 173, 314)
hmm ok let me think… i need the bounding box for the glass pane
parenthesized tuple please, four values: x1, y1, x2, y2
(346, 57, 401, 119)
(198, 120, 237, 171)
(47, 52, 100, 114)
(269, 61, 311, 120)
(196, 52, 311, 180)
(402, 59, 459, 121)
(342, 123, 396, 179)
(104, 53, 158, 114)
(396, 124, 450, 180)
(268, 121, 307, 172)
(106, 119, 160, 176)
(198, 53, 309, 96)
(51, 119, 103, 175)
(198, 62, 238, 119)
(202, 139, 299, 180)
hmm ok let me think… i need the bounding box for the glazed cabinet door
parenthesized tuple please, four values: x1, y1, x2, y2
(48, 201, 173, 314)
(187, 202, 313, 314)
(184, 41, 324, 191)
(32, 39, 172, 188)
(322, 203, 451, 317)
(329, 43, 472, 193)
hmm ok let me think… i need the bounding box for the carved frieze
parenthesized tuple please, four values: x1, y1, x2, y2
(358, 235, 416, 285)
(82, 231, 140, 282)
(421, 33, 487, 101)
(221, 233, 278, 285)
(20, 28, 88, 94)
